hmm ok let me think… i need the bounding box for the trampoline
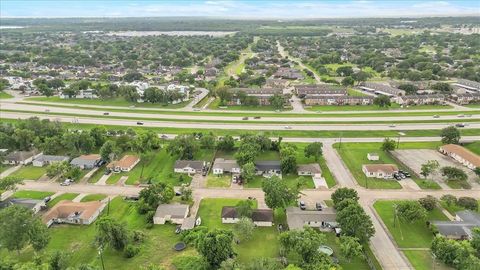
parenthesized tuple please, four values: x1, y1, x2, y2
(318, 245, 334, 256)
(174, 242, 186, 251)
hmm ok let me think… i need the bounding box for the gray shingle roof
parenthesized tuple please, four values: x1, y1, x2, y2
(154, 204, 189, 219)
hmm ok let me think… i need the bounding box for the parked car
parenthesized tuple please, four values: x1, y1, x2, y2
(137, 121, 144, 125)
(161, 134, 168, 139)
(175, 191, 182, 196)
(399, 173, 406, 179)
(284, 126, 292, 129)
(393, 173, 402, 181)
(399, 170, 411, 178)
(60, 181, 71, 186)
(44, 196, 51, 203)
(315, 202, 323, 211)
(299, 201, 306, 210)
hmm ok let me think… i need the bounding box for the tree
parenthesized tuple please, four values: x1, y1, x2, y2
(381, 137, 396, 151)
(398, 84, 418, 95)
(396, 201, 427, 223)
(179, 186, 192, 202)
(304, 142, 323, 162)
(280, 227, 328, 265)
(243, 258, 284, 270)
(262, 176, 299, 210)
(418, 195, 438, 211)
(431, 235, 478, 269)
(217, 135, 235, 151)
(0, 176, 23, 191)
(46, 79, 65, 90)
(331, 188, 359, 208)
(475, 167, 480, 178)
(235, 143, 259, 166)
(337, 202, 375, 242)
(441, 126, 460, 144)
(373, 95, 391, 108)
(166, 134, 199, 160)
(131, 131, 160, 179)
(200, 132, 216, 149)
(235, 200, 254, 218)
(336, 66, 354, 77)
(341, 76, 354, 86)
(441, 166, 468, 182)
(197, 229, 235, 268)
(38, 84, 54, 97)
(100, 140, 120, 162)
(89, 126, 107, 147)
(234, 217, 255, 241)
(0, 205, 50, 254)
(96, 216, 129, 251)
(431, 82, 453, 93)
(240, 162, 256, 184)
(420, 160, 440, 179)
(352, 71, 370, 84)
(457, 197, 478, 211)
(280, 143, 297, 174)
(48, 251, 69, 270)
(471, 227, 480, 256)
(268, 93, 285, 111)
(138, 182, 175, 211)
(340, 236, 364, 262)
(440, 194, 457, 206)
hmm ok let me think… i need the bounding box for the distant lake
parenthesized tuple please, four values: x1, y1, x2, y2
(0, 26, 26, 29)
(104, 31, 237, 37)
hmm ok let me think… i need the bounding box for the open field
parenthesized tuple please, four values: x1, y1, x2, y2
(9, 165, 47, 180)
(26, 96, 190, 109)
(207, 97, 281, 111)
(373, 200, 451, 270)
(334, 141, 444, 189)
(13, 190, 54, 200)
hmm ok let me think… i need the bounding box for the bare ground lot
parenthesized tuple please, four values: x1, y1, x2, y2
(392, 149, 479, 188)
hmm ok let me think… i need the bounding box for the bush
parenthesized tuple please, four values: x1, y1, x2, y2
(457, 197, 478, 211)
(440, 195, 457, 206)
(132, 230, 146, 243)
(172, 256, 209, 270)
(124, 245, 140, 258)
(419, 195, 438, 211)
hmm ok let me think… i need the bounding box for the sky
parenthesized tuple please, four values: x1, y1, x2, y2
(1, 0, 479, 18)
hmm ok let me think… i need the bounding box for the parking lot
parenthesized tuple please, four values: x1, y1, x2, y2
(392, 149, 479, 187)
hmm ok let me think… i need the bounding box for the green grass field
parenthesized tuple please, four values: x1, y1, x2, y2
(47, 193, 79, 207)
(0, 91, 13, 99)
(373, 200, 451, 270)
(306, 103, 452, 112)
(207, 97, 281, 111)
(13, 190, 54, 200)
(464, 141, 480, 155)
(87, 164, 107, 183)
(9, 165, 47, 180)
(80, 194, 107, 202)
(206, 173, 231, 188)
(27, 96, 190, 109)
(1, 197, 193, 269)
(334, 141, 443, 189)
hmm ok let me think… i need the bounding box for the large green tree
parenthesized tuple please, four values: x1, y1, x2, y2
(166, 134, 199, 160)
(395, 201, 427, 223)
(138, 182, 175, 211)
(304, 142, 323, 162)
(336, 202, 375, 242)
(262, 176, 298, 210)
(331, 187, 359, 208)
(95, 216, 129, 251)
(197, 229, 235, 268)
(441, 126, 461, 144)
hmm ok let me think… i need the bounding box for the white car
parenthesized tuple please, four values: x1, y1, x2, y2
(284, 126, 292, 129)
(389, 124, 396, 128)
(195, 217, 202, 226)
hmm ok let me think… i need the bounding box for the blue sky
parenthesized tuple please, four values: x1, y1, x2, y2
(1, 1, 479, 18)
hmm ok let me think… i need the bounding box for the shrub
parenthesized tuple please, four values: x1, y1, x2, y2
(440, 195, 457, 206)
(457, 197, 478, 211)
(124, 245, 140, 258)
(419, 195, 438, 211)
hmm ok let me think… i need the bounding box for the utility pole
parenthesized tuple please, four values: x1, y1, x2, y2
(98, 246, 106, 270)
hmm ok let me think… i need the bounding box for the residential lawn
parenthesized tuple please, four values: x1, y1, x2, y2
(206, 173, 231, 188)
(323, 233, 371, 270)
(80, 194, 107, 202)
(0, 91, 13, 99)
(445, 179, 471, 189)
(347, 88, 369, 96)
(245, 174, 314, 189)
(1, 197, 194, 269)
(334, 141, 443, 189)
(440, 201, 480, 216)
(9, 165, 47, 180)
(294, 143, 336, 188)
(256, 150, 280, 161)
(27, 96, 190, 109)
(106, 173, 124, 185)
(413, 179, 442, 190)
(47, 193, 79, 207)
(123, 147, 215, 186)
(13, 190, 54, 200)
(464, 141, 480, 155)
(192, 95, 211, 108)
(465, 104, 480, 108)
(373, 200, 449, 248)
(196, 198, 279, 263)
(403, 250, 451, 270)
(87, 164, 107, 183)
(0, 165, 12, 174)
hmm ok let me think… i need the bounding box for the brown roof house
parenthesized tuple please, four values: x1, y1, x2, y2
(42, 200, 106, 227)
(362, 164, 398, 179)
(3, 150, 41, 165)
(439, 144, 480, 170)
(297, 163, 322, 176)
(107, 155, 140, 172)
(221, 206, 273, 227)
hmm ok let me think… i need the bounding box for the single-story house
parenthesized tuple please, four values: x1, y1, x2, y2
(70, 154, 102, 169)
(153, 204, 189, 225)
(180, 217, 196, 231)
(362, 164, 398, 179)
(107, 155, 140, 172)
(33, 154, 69, 167)
(397, 94, 445, 105)
(221, 206, 273, 227)
(42, 200, 106, 227)
(367, 153, 379, 161)
(439, 144, 480, 170)
(212, 158, 241, 175)
(286, 207, 337, 231)
(297, 163, 322, 176)
(255, 160, 281, 176)
(3, 150, 41, 165)
(432, 210, 480, 240)
(0, 198, 46, 214)
(173, 160, 205, 174)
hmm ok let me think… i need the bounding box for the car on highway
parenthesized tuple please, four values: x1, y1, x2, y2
(284, 126, 292, 129)
(137, 121, 144, 125)
(458, 114, 465, 118)
(45, 109, 50, 112)
(103, 112, 109, 115)
(242, 117, 249, 120)
(253, 116, 261, 119)
(389, 124, 396, 127)
(193, 108, 201, 111)
(455, 123, 465, 128)
(433, 115, 439, 118)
